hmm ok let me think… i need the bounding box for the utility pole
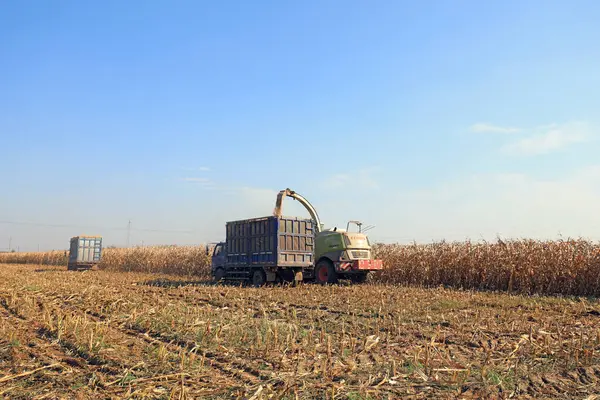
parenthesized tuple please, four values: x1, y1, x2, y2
(126, 220, 131, 247)
(8, 237, 11, 252)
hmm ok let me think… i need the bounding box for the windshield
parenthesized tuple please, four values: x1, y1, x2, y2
(343, 233, 370, 248)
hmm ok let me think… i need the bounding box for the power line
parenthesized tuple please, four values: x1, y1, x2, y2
(0, 220, 193, 234)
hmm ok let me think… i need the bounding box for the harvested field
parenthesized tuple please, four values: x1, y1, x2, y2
(1, 263, 600, 399)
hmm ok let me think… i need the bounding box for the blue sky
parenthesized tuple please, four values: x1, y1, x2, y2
(1, 0, 600, 250)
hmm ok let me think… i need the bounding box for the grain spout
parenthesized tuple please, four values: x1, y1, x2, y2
(273, 190, 286, 217)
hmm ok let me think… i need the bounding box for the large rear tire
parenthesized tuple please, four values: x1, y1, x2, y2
(251, 269, 266, 287)
(315, 259, 338, 285)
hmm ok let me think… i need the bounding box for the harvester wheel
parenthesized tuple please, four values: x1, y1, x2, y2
(213, 268, 225, 282)
(251, 269, 266, 287)
(315, 260, 337, 285)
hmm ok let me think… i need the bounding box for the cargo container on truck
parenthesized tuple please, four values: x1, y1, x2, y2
(210, 216, 314, 286)
(68, 235, 102, 271)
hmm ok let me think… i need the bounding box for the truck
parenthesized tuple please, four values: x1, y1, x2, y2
(209, 188, 383, 285)
(67, 235, 102, 271)
(210, 215, 315, 286)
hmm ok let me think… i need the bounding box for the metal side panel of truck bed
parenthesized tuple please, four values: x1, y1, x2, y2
(225, 216, 314, 268)
(68, 235, 102, 269)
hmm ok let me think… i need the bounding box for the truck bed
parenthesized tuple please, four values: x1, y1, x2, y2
(225, 216, 314, 269)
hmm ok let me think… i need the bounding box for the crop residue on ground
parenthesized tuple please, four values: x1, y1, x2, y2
(1, 263, 600, 398)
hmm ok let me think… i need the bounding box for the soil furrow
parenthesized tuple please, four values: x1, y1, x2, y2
(0, 304, 112, 399)
(41, 291, 276, 388)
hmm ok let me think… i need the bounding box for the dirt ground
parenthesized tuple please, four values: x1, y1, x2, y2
(1, 264, 600, 399)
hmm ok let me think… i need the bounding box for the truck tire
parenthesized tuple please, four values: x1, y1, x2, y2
(213, 268, 225, 282)
(315, 259, 338, 285)
(278, 269, 295, 284)
(251, 269, 266, 287)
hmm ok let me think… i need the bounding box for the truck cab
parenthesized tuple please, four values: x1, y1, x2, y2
(209, 242, 226, 281)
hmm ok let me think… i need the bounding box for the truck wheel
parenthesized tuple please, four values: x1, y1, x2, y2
(251, 269, 266, 287)
(213, 268, 225, 282)
(350, 272, 369, 284)
(315, 260, 337, 285)
(278, 269, 295, 284)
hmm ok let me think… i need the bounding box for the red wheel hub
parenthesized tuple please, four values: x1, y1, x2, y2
(318, 266, 328, 281)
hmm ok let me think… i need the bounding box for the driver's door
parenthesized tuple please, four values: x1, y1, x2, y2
(211, 242, 226, 269)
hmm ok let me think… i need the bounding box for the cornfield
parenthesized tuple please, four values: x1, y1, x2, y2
(2, 239, 600, 296)
(99, 245, 211, 276)
(0, 246, 211, 277)
(372, 239, 600, 297)
(0, 250, 68, 266)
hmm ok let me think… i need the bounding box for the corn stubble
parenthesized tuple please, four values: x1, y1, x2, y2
(1, 263, 600, 399)
(2, 239, 600, 296)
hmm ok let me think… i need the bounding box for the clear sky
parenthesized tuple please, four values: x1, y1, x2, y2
(2, 0, 600, 251)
